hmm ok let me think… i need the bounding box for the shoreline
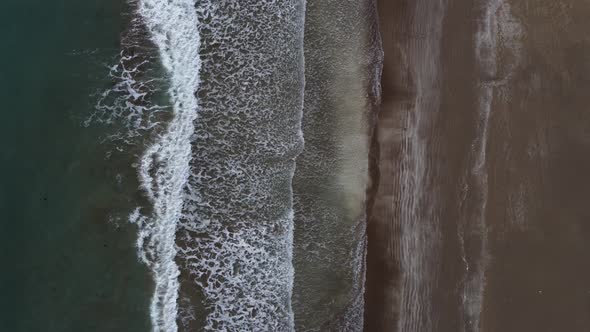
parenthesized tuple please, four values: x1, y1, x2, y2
(365, 0, 448, 330)
(364, 0, 479, 330)
(291, 0, 379, 329)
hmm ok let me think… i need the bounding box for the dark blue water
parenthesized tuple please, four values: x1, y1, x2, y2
(0, 1, 151, 331)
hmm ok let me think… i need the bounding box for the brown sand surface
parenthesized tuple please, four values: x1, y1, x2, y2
(366, 0, 590, 331)
(481, 1, 590, 331)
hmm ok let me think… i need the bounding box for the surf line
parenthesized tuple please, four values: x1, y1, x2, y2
(129, 0, 201, 331)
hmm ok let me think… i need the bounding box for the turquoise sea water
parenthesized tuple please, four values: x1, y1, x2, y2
(0, 1, 151, 331)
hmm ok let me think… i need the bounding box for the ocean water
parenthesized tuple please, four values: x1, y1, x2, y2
(115, 0, 312, 330)
(175, 1, 305, 330)
(0, 1, 152, 331)
(0, 0, 379, 331)
(292, 0, 380, 330)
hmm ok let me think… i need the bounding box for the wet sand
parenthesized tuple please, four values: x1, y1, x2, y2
(366, 0, 453, 330)
(366, 0, 590, 331)
(481, 1, 590, 331)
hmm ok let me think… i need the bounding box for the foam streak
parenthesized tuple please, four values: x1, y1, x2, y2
(131, 1, 201, 331)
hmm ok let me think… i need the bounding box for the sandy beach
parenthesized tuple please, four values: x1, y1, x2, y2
(366, 0, 590, 331)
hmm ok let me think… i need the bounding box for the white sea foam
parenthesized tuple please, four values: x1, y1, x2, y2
(174, 1, 306, 330)
(87, 50, 168, 145)
(131, 0, 201, 331)
(458, 1, 500, 330)
(90, 0, 305, 330)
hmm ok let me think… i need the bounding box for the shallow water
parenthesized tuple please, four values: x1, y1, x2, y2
(291, 0, 380, 330)
(173, 1, 306, 330)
